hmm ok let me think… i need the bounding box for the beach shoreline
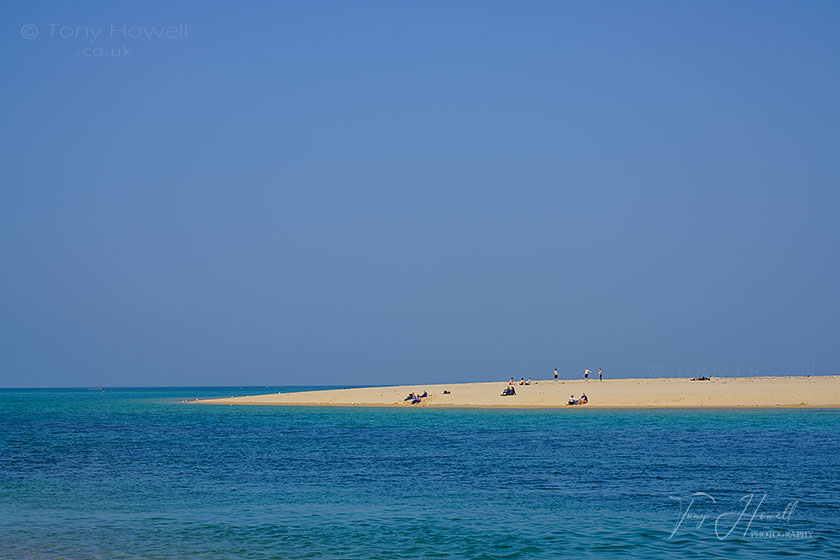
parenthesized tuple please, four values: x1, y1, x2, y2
(194, 375, 840, 409)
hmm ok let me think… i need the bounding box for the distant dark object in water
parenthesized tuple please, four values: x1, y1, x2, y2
(691, 376, 711, 381)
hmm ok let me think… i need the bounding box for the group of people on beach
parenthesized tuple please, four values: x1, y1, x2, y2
(403, 391, 428, 404)
(502, 377, 533, 396)
(406, 366, 606, 405)
(403, 389, 453, 404)
(568, 393, 588, 405)
(498, 367, 603, 403)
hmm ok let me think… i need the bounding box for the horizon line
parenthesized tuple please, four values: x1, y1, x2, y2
(2, 373, 838, 390)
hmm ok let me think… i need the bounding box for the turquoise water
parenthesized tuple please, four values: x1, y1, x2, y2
(1, 388, 838, 559)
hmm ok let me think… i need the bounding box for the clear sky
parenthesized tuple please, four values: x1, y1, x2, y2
(1, 1, 838, 387)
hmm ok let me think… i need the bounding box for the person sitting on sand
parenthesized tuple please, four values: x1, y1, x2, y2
(519, 377, 525, 385)
(526, 377, 531, 385)
(568, 395, 577, 405)
(509, 377, 514, 385)
(501, 386, 516, 396)
(421, 391, 428, 398)
(411, 395, 422, 404)
(404, 393, 415, 401)
(580, 393, 588, 404)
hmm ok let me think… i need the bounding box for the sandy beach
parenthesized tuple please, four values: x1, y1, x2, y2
(195, 375, 840, 408)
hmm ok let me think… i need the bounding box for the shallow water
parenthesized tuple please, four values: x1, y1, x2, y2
(1, 388, 838, 559)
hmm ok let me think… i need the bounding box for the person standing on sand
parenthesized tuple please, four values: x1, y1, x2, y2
(584, 367, 591, 381)
(599, 368, 603, 382)
(554, 368, 558, 383)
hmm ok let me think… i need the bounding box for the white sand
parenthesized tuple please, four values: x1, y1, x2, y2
(195, 376, 840, 408)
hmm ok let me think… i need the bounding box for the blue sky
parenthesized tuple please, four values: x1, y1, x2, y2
(1, 1, 838, 387)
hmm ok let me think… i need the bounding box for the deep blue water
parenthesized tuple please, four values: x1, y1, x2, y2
(1, 388, 838, 559)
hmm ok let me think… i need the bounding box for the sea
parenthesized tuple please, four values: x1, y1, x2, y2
(1, 387, 838, 559)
